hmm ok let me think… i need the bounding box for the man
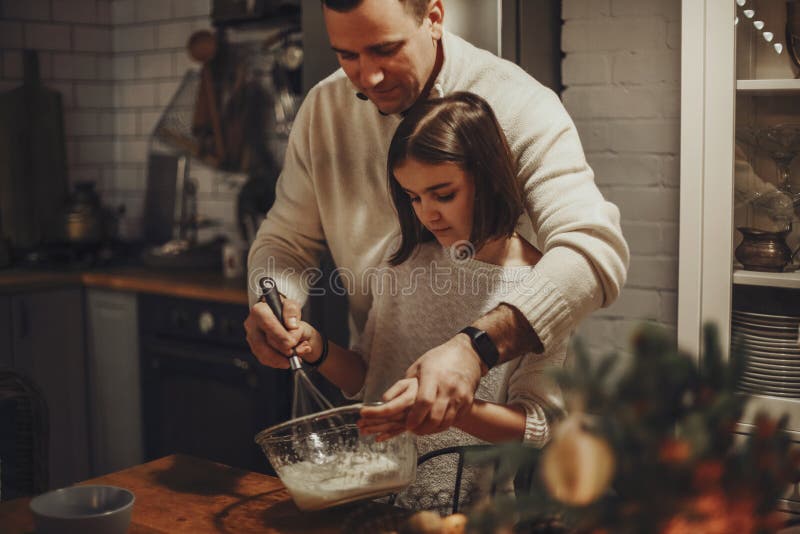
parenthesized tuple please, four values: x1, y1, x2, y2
(245, 0, 628, 435)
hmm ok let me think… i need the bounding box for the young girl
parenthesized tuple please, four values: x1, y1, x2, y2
(286, 92, 566, 512)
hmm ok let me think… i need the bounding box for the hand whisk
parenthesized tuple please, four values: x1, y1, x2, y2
(258, 277, 338, 420)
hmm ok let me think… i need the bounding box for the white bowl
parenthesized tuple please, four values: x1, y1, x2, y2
(29, 484, 134, 534)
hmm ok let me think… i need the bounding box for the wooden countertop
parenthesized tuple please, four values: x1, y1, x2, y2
(0, 267, 250, 304)
(0, 454, 397, 533)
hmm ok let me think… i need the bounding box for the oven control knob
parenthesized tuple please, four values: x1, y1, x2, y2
(199, 311, 215, 334)
(170, 309, 188, 329)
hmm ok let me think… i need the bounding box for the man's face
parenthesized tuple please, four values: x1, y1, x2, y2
(323, 0, 443, 114)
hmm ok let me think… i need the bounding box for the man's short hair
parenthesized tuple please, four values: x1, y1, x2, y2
(321, 0, 429, 23)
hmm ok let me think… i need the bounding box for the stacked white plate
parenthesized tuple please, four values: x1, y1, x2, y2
(732, 310, 800, 399)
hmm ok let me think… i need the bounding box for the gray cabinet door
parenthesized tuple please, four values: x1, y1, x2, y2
(85, 289, 143, 476)
(11, 289, 89, 489)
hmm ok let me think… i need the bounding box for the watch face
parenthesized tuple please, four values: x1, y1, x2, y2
(472, 330, 498, 368)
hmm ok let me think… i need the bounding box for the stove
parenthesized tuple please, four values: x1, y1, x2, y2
(138, 293, 292, 475)
(12, 241, 143, 270)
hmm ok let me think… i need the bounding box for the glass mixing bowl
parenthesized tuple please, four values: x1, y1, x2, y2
(254, 403, 417, 511)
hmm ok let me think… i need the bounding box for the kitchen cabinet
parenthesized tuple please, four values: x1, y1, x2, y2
(679, 0, 800, 513)
(85, 289, 143, 476)
(6, 289, 90, 489)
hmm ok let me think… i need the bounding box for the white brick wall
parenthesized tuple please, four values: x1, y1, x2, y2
(563, 0, 681, 355)
(1, 0, 236, 241)
(1, 0, 116, 197)
(104, 0, 220, 238)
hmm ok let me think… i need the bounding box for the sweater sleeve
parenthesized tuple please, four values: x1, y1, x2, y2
(246, 89, 327, 307)
(339, 298, 376, 401)
(504, 348, 567, 447)
(340, 234, 401, 401)
(498, 89, 629, 353)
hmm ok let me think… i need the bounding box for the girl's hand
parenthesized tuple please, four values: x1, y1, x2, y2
(358, 378, 418, 441)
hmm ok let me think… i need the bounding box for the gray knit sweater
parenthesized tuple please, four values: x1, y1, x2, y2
(352, 240, 567, 513)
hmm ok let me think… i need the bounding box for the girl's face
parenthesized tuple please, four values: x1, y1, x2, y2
(392, 157, 475, 248)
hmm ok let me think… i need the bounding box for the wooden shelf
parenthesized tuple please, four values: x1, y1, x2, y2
(733, 268, 800, 288)
(736, 79, 800, 94)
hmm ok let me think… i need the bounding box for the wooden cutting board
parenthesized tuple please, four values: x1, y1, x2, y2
(0, 50, 68, 250)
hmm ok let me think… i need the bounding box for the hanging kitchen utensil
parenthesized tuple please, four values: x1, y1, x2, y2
(0, 50, 68, 250)
(257, 277, 337, 419)
(187, 30, 226, 164)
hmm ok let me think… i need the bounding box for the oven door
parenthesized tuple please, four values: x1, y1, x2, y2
(140, 337, 291, 474)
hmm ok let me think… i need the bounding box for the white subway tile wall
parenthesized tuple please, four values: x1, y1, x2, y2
(563, 0, 680, 354)
(0, 0, 240, 240)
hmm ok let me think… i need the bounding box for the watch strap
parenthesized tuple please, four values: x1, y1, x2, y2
(306, 329, 329, 369)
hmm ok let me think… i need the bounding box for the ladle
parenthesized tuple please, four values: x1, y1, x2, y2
(187, 30, 225, 163)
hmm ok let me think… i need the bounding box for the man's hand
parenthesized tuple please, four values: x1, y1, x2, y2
(359, 335, 482, 438)
(402, 333, 483, 434)
(362, 334, 483, 437)
(243, 297, 304, 368)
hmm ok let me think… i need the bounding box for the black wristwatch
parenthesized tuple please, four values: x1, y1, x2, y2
(459, 326, 499, 370)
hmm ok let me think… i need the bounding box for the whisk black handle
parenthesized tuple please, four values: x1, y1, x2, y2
(258, 277, 303, 371)
(258, 277, 285, 325)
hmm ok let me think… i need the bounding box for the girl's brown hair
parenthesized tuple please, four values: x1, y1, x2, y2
(387, 91, 524, 265)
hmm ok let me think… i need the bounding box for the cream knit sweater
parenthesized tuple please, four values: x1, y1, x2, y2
(248, 31, 629, 351)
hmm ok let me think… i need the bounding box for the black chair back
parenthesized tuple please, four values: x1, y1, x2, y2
(0, 367, 49, 500)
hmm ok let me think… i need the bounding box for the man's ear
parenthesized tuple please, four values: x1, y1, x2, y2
(426, 0, 444, 40)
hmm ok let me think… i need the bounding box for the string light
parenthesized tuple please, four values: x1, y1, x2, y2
(735, 1, 784, 55)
